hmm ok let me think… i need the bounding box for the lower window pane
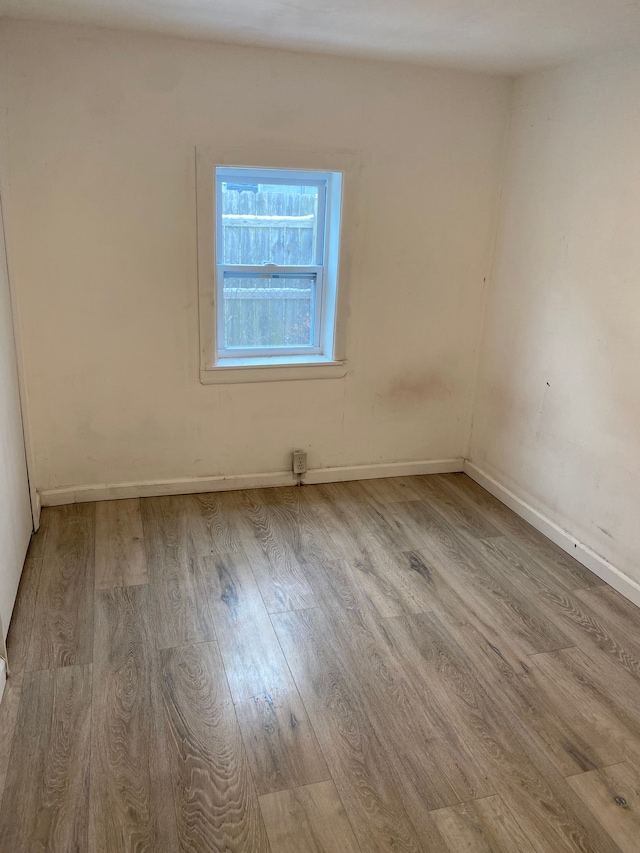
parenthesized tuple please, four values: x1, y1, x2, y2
(223, 273, 316, 349)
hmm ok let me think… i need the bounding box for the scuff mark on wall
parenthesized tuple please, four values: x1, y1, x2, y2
(381, 372, 452, 409)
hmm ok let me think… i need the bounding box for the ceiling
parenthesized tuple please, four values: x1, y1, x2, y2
(2, 0, 640, 73)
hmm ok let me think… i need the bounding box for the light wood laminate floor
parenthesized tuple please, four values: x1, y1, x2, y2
(1, 473, 640, 852)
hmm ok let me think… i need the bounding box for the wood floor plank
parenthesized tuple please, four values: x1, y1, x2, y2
(540, 650, 640, 768)
(471, 543, 637, 693)
(90, 585, 178, 852)
(431, 795, 537, 853)
(403, 475, 502, 541)
(234, 694, 331, 797)
(199, 551, 329, 794)
(553, 644, 640, 731)
(303, 490, 432, 618)
(185, 491, 245, 557)
(295, 484, 428, 578)
(388, 549, 536, 679)
(283, 486, 363, 561)
(236, 483, 345, 565)
(383, 612, 621, 853)
(347, 548, 435, 617)
(498, 651, 625, 775)
(272, 606, 445, 853)
(249, 485, 302, 507)
(6, 555, 42, 672)
(568, 762, 640, 853)
(27, 503, 95, 670)
(259, 780, 361, 853)
(199, 551, 296, 701)
(395, 499, 572, 654)
(575, 585, 640, 648)
(310, 483, 425, 568)
(439, 474, 602, 589)
(262, 501, 343, 567)
(0, 664, 92, 851)
(0, 672, 23, 805)
(0, 556, 43, 803)
(527, 646, 640, 771)
(357, 475, 428, 504)
(304, 557, 494, 808)
(95, 498, 147, 589)
(232, 490, 317, 613)
(425, 559, 633, 777)
(504, 722, 628, 853)
(431, 605, 608, 778)
(475, 534, 586, 599)
(160, 641, 270, 853)
(346, 555, 417, 618)
(324, 480, 427, 553)
(534, 584, 640, 682)
(141, 495, 216, 649)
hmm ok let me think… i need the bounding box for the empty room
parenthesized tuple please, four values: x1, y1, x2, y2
(1, 0, 640, 850)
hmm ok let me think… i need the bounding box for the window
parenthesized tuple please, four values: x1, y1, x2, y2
(197, 146, 357, 383)
(215, 167, 342, 363)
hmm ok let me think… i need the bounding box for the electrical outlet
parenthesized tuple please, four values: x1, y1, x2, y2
(292, 450, 307, 474)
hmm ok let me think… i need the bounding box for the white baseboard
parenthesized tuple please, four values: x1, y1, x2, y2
(40, 457, 464, 507)
(463, 460, 640, 609)
(302, 458, 463, 485)
(0, 659, 6, 704)
(41, 470, 295, 506)
(32, 489, 41, 532)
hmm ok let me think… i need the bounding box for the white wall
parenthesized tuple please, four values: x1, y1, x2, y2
(0, 188, 32, 642)
(471, 48, 640, 586)
(0, 20, 510, 493)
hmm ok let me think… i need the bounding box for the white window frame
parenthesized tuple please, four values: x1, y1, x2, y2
(197, 145, 358, 384)
(215, 167, 333, 360)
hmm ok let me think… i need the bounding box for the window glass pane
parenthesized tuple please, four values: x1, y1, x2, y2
(220, 182, 320, 265)
(223, 273, 315, 349)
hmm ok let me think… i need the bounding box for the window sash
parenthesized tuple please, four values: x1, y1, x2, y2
(215, 170, 328, 269)
(214, 167, 332, 360)
(216, 265, 325, 358)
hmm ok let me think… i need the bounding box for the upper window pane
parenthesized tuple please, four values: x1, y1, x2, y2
(217, 171, 323, 266)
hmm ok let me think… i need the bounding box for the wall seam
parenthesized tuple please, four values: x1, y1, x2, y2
(464, 74, 517, 460)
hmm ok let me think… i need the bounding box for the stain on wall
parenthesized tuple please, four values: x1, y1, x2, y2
(382, 372, 452, 408)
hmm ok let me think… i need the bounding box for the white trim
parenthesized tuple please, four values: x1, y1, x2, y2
(200, 357, 346, 384)
(32, 489, 41, 531)
(197, 143, 359, 382)
(463, 461, 640, 609)
(42, 470, 295, 506)
(302, 458, 463, 484)
(0, 658, 5, 705)
(216, 267, 324, 359)
(215, 165, 330, 360)
(39, 457, 464, 507)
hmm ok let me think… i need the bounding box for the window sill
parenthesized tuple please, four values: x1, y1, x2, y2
(200, 357, 347, 384)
